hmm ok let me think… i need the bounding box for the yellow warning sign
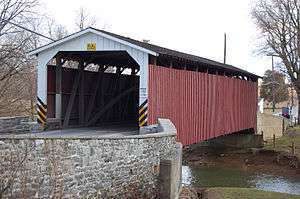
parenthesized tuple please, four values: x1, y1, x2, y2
(87, 42, 96, 51)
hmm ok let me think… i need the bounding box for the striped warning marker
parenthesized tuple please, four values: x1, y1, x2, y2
(37, 97, 47, 128)
(139, 99, 148, 127)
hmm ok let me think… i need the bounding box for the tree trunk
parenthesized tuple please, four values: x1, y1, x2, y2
(292, 85, 300, 125)
(298, 94, 300, 125)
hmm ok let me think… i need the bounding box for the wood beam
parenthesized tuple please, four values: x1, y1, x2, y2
(153, 57, 157, 65)
(61, 59, 67, 66)
(55, 57, 62, 124)
(85, 66, 108, 123)
(170, 60, 173, 68)
(131, 69, 139, 75)
(149, 55, 157, 65)
(112, 68, 122, 121)
(87, 86, 138, 126)
(78, 61, 85, 125)
(120, 67, 126, 73)
(116, 67, 126, 74)
(63, 65, 83, 128)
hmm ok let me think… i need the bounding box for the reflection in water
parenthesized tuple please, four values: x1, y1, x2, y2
(182, 165, 192, 185)
(182, 165, 300, 195)
(252, 174, 300, 195)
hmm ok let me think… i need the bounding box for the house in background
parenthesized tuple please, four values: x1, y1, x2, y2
(258, 98, 264, 113)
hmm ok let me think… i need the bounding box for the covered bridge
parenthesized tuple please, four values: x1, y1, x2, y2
(28, 27, 259, 146)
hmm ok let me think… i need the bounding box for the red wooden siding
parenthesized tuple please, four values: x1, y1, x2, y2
(47, 66, 56, 118)
(148, 65, 258, 146)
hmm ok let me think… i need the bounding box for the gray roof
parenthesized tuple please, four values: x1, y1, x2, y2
(90, 28, 259, 78)
(29, 27, 260, 78)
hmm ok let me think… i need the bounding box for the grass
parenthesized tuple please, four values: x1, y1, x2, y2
(264, 126, 300, 158)
(206, 187, 300, 199)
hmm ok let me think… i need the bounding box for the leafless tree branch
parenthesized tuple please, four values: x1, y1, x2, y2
(252, 0, 300, 122)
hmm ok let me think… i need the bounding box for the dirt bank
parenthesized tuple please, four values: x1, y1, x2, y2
(183, 146, 300, 178)
(179, 186, 300, 199)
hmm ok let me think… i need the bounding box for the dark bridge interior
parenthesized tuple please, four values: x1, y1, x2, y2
(46, 51, 140, 128)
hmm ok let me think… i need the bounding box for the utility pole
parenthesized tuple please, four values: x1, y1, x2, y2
(223, 33, 227, 64)
(267, 54, 280, 112)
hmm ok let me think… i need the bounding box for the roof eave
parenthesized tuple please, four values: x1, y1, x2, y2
(27, 28, 159, 57)
(159, 54, 261, 79)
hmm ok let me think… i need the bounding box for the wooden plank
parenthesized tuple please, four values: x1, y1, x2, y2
(55, 57, 62, 122)
(63, 67, 82, 128)
(119, 67, 126, 74)
(79, 62, 85, 125)
(149, 55, 157, 65)
(121, 77, 133, 120)
(87, 86, 138, 126)
(153, 56, 157, 65)
(105, 71, 121, 123)
(117, 68, 122, 120)
(85, 66, 108, 123)
(115, 68, 125, 120)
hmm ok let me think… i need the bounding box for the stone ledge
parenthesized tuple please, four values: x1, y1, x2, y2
(0, 116, 29, 120)
(0, 118, 177, 140)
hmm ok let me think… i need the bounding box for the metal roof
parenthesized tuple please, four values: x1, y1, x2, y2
(29, 27, 260, 78)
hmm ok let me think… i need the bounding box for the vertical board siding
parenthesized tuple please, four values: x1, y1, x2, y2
(47, 65, 56, 118)
(148, 65, 258, 146)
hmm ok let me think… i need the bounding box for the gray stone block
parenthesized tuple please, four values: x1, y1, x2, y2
(0, 118, 182, 199)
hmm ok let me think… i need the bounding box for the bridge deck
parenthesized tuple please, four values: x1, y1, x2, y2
(18, 126, 139, 138)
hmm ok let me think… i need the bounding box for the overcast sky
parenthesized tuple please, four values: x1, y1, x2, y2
(40, 0, 273, 76)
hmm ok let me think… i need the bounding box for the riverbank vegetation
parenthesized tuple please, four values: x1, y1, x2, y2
(180, 187, 300, 199)
(204, 187, 300, 199)
(264, 126, 300, 158)
(183, 144, 299, 178)
(182, 127, 300, 198)
(182, 132, 300, 198)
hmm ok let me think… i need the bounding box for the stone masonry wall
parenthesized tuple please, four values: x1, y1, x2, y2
(257, 112, 289, 140)
(0, 116, 34, 134)
(0, 119, 179, 199)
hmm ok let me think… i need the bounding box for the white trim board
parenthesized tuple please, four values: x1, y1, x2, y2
(28, 28, 158, 56)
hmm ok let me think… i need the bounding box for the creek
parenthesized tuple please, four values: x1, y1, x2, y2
(182, 165, 300, 195)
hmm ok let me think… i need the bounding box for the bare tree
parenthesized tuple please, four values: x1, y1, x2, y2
(75, 7, 96, 30)
(0, 0, 39, 117)
(0, 30, 37, 117)
(0, 0, 38, 81)
(46, 18, 68, 40)
(252, 0, 300, 122)
(0, 0, 38, 36)
(260, 70, 289, 107)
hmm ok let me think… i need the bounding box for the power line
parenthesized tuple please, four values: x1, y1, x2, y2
(4, 20, 55, 41)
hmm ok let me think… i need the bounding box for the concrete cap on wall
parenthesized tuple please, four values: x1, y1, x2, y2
(157, 118, 177, 135)
(0, 118, 177, 140)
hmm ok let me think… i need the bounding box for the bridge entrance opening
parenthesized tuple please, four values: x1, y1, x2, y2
(46, 51, 140, 129)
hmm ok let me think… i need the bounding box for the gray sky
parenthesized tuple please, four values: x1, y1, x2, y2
(41, 0, 273, 76)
